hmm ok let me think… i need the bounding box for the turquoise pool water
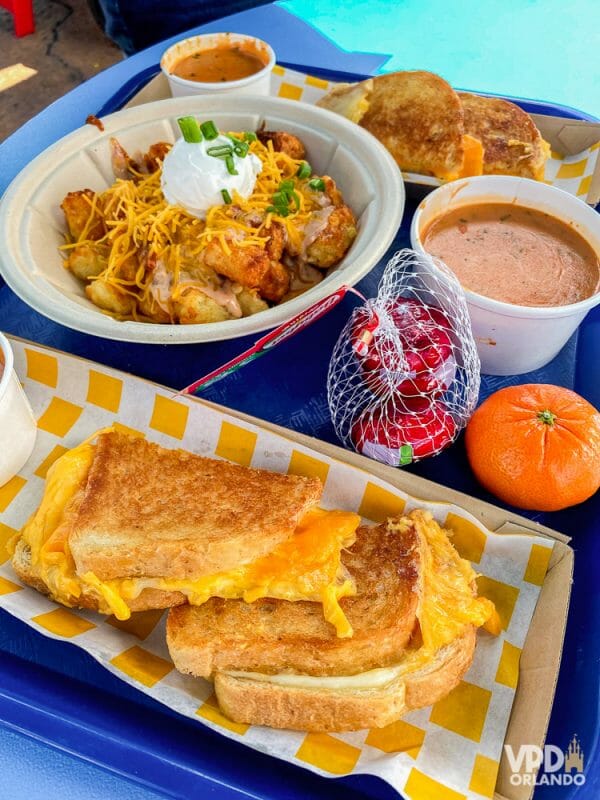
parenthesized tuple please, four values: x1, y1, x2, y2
(279, 0, 600, 117)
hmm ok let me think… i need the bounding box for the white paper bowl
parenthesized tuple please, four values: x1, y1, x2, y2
(0, 95, 404, 344)
(0, 333, 37, 487)
(160, 33, 275, 98)
(410, 176, 600, 375)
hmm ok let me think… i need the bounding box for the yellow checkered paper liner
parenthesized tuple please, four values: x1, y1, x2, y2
(0, 339, 555, 800)
(270, 66, 600, 204)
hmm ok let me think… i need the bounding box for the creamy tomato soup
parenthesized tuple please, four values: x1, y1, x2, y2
(422, 203, 600, 307)
(172, 45, 266, 83)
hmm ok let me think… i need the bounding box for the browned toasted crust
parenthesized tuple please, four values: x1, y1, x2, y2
(459, 92, 550, 180)
(11, 538, 187, 614)
(166, 520, 420, 678)
(69, 432, 322, 581)
(359, 71, 464, 178)
(214, 628, 476, 731)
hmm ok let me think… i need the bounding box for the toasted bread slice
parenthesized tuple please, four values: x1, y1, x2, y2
(459, 92, 550, 180)
(358, 71, 465, 179)
(12, 537, 187, 613)
(316, 79, 373, 123)
(167, 510, 495, 731)
(69, 431, 322, 581)
(214, 628, 476, 731)
(12, 431, 359, 626)
(166, 519, 420, 678)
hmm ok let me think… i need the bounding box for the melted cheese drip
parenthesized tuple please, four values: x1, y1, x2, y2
(435, 134, 484, 182)
(18, 441, 95, 604)
(228, 514, 497, 690)
(17, 441, 359, 635)
(114, 507, 357, 637)
(396, 515, 495, 653)
(458, 134, 484, 178)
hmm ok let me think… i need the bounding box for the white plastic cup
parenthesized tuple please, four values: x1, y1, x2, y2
(160, 33, 275, 98)
(410, 176, 600, 375)
(0, 333, 37, 487)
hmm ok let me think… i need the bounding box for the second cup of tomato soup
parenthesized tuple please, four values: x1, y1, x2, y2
(161, 33, 275, 98)
(410, 176, 600, 375)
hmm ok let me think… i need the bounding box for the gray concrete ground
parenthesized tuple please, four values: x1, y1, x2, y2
(1, 0, 123, 141)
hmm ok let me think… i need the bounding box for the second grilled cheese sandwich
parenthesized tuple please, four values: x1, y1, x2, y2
(167, 511, 499, 731)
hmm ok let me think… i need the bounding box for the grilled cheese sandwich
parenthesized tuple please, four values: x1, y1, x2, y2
(12, 430, 360, 635)
(167, 511, 498, 731)
(221, 514, 497, 688)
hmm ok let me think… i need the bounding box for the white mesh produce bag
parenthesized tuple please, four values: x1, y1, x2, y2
(328, 249, 480, 465)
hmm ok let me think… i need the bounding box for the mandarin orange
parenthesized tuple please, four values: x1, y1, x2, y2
(465, 384, 600, 511)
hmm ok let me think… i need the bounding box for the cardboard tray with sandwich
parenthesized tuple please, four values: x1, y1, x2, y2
(314, 70, 600, 203)
(128, 65, 600, 205)
(0, 336, 574, 800)
(12, 426, 497, 733)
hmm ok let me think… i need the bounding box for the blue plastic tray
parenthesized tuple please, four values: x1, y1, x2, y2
(0, 64, 598, 799)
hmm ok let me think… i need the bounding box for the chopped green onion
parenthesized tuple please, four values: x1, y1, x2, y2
(225, 155, 238, 176)
(266, 204, 289, 217)
(266, 180, 303, 217)
(177, 116, 202, 143)
(200, 120, 219, 140)
(221, 189, 232, 204)
(296, 161, 312, 179)
(207, 144, 233, 157)
(244, 131, 258, 142)
(233, 141, 249, 158)
(308, 178, 326, 191)
(272, 190, 289, 206)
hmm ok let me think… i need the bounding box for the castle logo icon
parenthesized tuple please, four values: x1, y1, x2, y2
(504, 734, 586, 787)
(564, 735, 584, 773)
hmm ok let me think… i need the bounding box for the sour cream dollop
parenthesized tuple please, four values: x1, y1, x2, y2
(160, 134, 262, 219)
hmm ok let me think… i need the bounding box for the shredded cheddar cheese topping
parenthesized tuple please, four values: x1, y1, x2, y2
(61, 136, 330, 320)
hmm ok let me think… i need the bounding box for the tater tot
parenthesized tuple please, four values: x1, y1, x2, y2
(85, 279, 134, 315)
(61, 190, 105, 241)
(237, 288, 269, 317)
(138, 293, 172, 323)
(305, 205, 358, 268)
(173, 288, 232, 324)
(260, 261, 291, 303)
(65, 243, 107, 281)
(201, 240, 270, 289)
(256, 130, 306, 160)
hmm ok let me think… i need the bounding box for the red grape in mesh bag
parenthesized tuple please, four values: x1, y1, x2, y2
(351, 297, 456, 398)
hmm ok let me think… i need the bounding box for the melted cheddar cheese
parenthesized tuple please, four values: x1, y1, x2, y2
(19, 440, 95, 604)
(458, 134, 484, 178)
(395, 515, 496, 653)
(435, 135, 484, 182)
(61, 136, 327, 321)
(228, 513, 497, 690)
(16, 440, 359, 636)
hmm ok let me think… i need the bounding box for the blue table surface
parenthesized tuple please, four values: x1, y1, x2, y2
(1, 4, 599, 799)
